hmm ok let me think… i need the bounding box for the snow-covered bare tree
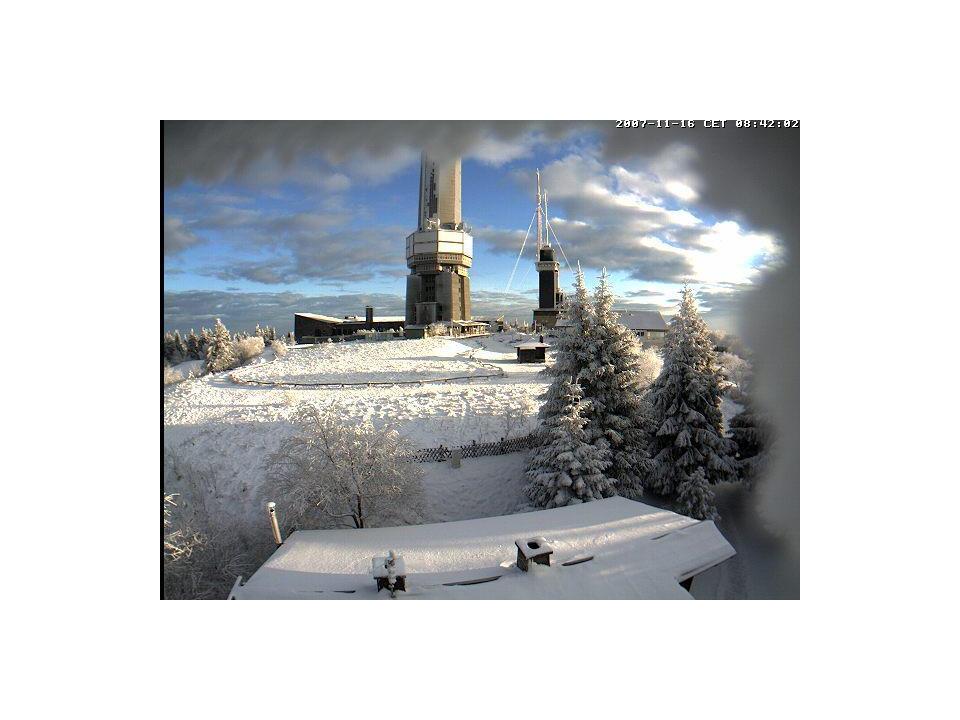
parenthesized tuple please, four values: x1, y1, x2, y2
(675, 467, 718, 521)
(525, 378, 613, 508)
(578, 268, 656, 495)
(647, 286, 737, 498)
(205, 318, 239, 373)
(265, 406, 425, 530)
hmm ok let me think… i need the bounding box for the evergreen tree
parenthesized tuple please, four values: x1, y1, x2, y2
(729, 399, 773, 488)
(675, 468, 718, 521)
(173, 330, 186, 363)
(206, 318, 238, 373)
(539, 265, 597, 420)
(647, 286, 737, 496)
(186, 330, 201, 360)
(254, 324, 264, 340)
(577, 268, 655, 495)
(163, 332, 177, 363)
(286, 331, 295, 345)
(525, 379, 613, 508)
(268, 326, 277, 341)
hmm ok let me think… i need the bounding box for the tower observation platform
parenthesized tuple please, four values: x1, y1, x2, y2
(404, 153, 473, 327)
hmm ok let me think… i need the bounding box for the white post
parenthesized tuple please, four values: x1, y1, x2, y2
(267, 502, 283, 546)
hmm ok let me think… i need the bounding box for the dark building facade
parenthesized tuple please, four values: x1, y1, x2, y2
(294, 306, 405, 343)
(533, 244, 563, 329)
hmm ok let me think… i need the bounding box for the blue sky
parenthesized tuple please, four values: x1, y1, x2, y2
(163, 122, 795, 335)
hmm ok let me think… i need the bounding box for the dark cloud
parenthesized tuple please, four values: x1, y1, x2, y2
(163, 217, 202, 255)
(163, 121, 586, 186)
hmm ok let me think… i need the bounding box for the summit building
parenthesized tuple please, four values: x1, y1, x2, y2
(404, 153, 473, 327)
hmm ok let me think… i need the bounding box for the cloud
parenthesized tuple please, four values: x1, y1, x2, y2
(163, 217, 202, 255)
(163, 121, 580, 187)
(163, 290, 407, 333)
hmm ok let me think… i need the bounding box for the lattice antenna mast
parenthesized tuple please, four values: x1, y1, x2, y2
(543, 190, 551, 247)
(535, 168, 544, 250)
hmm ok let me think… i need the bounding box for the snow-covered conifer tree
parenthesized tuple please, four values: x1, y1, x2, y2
(206, 318, 238, 373)
(163, 332, 176, 363)
(286, 331, 295, 345)
(647, 286, 737, 496)
(173, 330, 186, 363)
(186, 330, 201, 360)
(525, 378, 613, 508)
(539, 265, 596, 420)
(578, 268, 655, 495)
(729, 399, 773, 488)
(675, 467, 718, 521)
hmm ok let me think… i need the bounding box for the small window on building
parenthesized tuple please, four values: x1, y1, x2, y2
(640, 331, 645, 337)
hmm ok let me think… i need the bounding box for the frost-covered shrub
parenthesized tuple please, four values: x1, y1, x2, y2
(272, 339, 288, 358)
(163, 453, 273, 599)
(425, 322, 447, 338)
(235, 335, 265, 363)
(163, 363, 184, 386)
(265, 406, 425, 530)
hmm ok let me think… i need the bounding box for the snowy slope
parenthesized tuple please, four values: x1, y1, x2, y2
(164, 336, 551, 529)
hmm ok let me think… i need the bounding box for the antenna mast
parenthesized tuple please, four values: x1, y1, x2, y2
(535, 169, 543, 250)
(543, 190, 551, 247)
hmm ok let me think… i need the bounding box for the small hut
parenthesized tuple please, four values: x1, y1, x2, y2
(516, 342, 549, 363)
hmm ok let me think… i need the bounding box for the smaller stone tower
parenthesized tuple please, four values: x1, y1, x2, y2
(532, 174, 563, 329)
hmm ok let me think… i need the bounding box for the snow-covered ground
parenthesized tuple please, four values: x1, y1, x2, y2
(163, 334, 787, 598)
(164, 335, 549, 529)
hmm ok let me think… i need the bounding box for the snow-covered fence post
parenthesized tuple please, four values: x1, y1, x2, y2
(267, 502, 283, 546)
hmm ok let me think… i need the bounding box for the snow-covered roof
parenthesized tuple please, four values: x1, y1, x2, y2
(295, 313, 405, 324)
(615, 310, 669, 331)
(516, 342, 550, 349)
(295, 313, 345, 324)
(230, 497, 735, 600)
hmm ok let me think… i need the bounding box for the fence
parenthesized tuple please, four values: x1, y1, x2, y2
(406, 432, 542, 463)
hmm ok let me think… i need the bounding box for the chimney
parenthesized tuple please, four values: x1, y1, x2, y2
(372, 550, 407, 597)
(515, 536, 553, 572)
(365, 305, 374, 329)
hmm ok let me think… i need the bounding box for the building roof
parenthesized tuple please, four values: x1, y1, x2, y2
(615, 310, 669, 331)
(295, 312, 345, 324)
(516, 342, 550, 349)
(229, 497, 735, 600)
(295, 313, 405, 325)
